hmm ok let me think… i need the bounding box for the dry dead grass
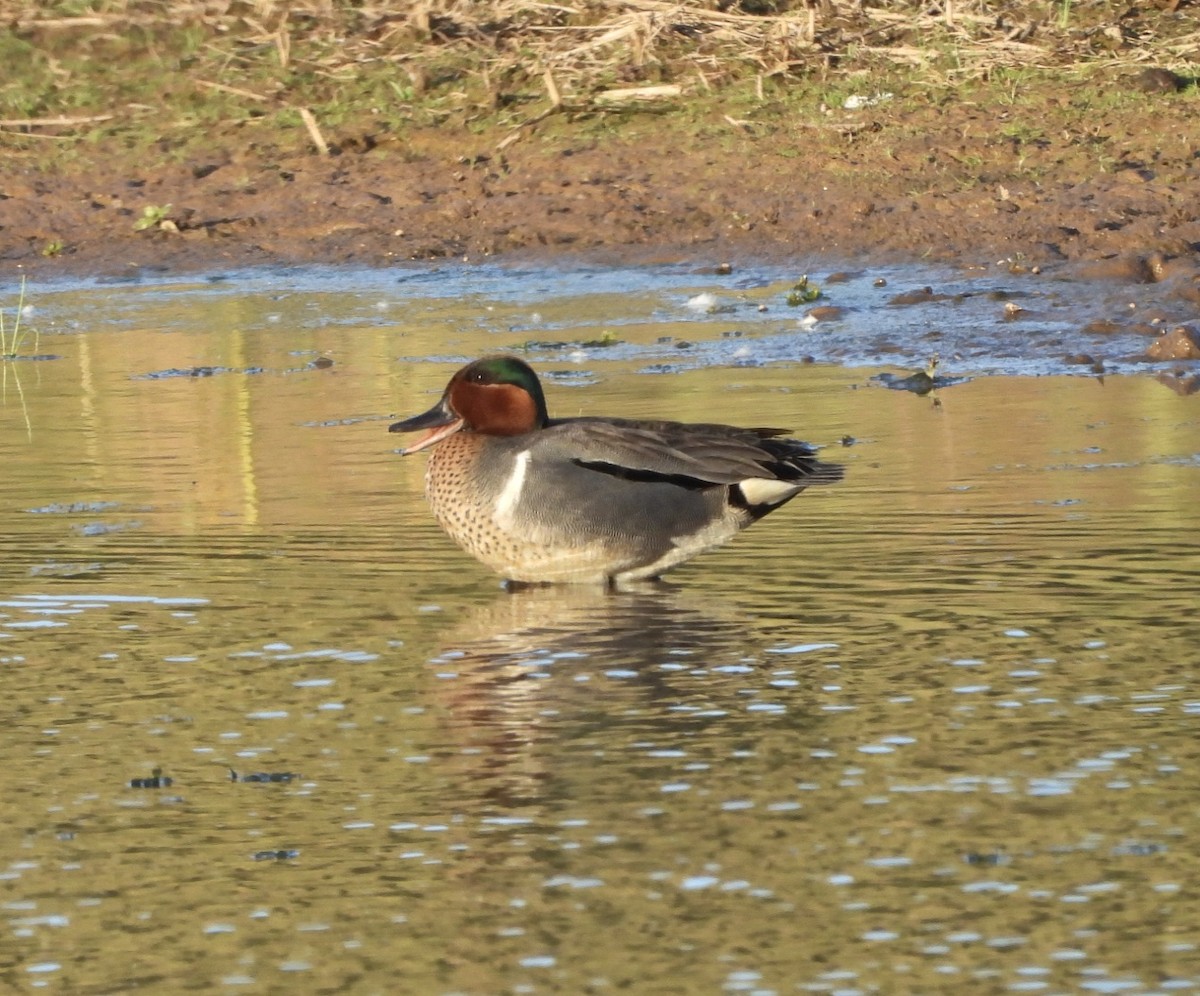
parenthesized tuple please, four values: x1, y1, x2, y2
(1, 1, 1197, 143)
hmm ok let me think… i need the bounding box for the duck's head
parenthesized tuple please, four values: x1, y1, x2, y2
(389, 355, 549, 454)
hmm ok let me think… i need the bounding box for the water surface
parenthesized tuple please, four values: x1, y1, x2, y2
(2, 262, 1198, 993)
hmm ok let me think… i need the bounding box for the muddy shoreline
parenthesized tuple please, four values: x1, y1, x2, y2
(5, 112, 1200, 294)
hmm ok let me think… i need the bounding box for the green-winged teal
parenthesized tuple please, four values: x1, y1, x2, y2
(390, 356, 842, 584)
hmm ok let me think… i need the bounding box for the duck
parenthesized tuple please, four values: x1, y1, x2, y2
(390, 355, 843, 584)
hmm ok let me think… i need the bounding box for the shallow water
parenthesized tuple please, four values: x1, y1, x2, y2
(2, 262, 1199, 994)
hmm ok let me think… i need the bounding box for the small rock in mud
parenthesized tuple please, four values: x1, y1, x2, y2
(1145, 325, 1200, 360)
(1143, 253, 1168, 282)
(887, 286, 950, 306)
(1064, 353, 1098, 366)
(1139, 307, 1177, 325)
(804, 305, 844, 322)
(1082, 318, 1124, 336)
(1169, 278, 1200, 308)
(1076, 254, 1166, 284)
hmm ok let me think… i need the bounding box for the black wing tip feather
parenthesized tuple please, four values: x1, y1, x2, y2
(803, 459, 845, 485)
(758, 437, 845, 486)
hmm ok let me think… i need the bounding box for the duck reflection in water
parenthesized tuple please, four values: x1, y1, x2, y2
(422, 582, 827, 811)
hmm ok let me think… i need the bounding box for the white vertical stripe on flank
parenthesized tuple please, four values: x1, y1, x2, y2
(494, 450, 531, 524)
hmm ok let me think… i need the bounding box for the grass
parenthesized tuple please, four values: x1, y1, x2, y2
(133, 204, 173, 232)
(1, 276, 38, 439)
(0, 1, 1196, 161)
(0, 277, 39, 359)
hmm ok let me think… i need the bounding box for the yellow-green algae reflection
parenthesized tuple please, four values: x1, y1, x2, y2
(1, 278, 1199, 994)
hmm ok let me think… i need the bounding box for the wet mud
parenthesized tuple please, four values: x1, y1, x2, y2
(4, 96, 1200, 294)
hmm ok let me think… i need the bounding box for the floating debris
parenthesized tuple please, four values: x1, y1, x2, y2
(135, 365, 265, 380)
(515, 333, 621, 351)
(252, 849, 300, 862)
(299, 415, 384, 428)
(963, 851, 1011, 867)
(130, 767, 173, 789)
(76, 520, 142, 536)
(1111, 841, 1167, 856)
(27, 501, 121, 515)
(872, 356, 971, 395)
(29, 562, 107, 576)
(230, 769, 302, 784)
